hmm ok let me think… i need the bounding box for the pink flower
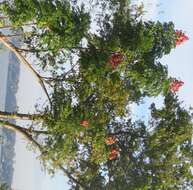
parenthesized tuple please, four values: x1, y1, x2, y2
(170, 80, 184, 93)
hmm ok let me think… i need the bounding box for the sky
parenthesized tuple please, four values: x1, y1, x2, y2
(131, 0, 193, 122)
(12, 58, 69, 190)
(10, 0, 193, 189)
(0, 50, 9, 109)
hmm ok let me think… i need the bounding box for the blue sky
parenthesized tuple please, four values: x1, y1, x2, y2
(159, 0, 193, 108)
(12, 1, 193, 189)
(132, 0, 193, 122)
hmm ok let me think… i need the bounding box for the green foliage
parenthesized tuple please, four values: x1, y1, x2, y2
(126, 60, 170, 96)
(143, 21, 177, 58)
(69, 94, 193, 189)
(1, 0, 90, 54)
(41, 84, 110, 167)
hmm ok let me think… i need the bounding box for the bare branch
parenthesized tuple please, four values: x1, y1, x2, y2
(44, 62, 78, 83)
(0, 120, 86, 188)
(0, 110, 44, 121)
(0, 22, 36, 29)
(0, 32, 52, 106)
(0, 120, 42, 150)
(16, 47, 49, 53)
(1, 33, 24, 38)
(58, 165, 87, 189)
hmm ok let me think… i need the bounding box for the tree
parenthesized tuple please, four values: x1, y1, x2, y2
(0, 0, 190, 189)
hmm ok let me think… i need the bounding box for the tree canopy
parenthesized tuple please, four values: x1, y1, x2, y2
(58, 93, 193, 189)
(0, 0, 191, 189)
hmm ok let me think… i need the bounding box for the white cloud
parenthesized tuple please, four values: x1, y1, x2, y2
(131, 0, 159, 20)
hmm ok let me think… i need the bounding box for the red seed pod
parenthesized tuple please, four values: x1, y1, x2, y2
(108, 52, 124, 69)
(108, 148, 119, 160)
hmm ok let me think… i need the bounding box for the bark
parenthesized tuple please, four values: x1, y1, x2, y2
(0, 32, 51, 105)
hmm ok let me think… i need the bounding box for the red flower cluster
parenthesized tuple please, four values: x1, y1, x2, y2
(170, 80, 184, 93)
(108, 149, 119, 160)
(80, 120, 89, 127)
(105, 136, 117, 145)
(175, 30, 189, 46)
(108, 52, 124, 69)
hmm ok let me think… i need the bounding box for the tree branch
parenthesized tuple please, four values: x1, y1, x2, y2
(109, 131, 146, 138)
(16, 47, 50, 53)
(0, 33, 24, 38)
(0, 22, 36, 29)
(0, 32, 52, 106)
(0, 120, 86, 188)
(58, 165, 87, 189)
(0, 120, 42, 150)
(44, 62, 78, 83)
(0, 110, 44, 121)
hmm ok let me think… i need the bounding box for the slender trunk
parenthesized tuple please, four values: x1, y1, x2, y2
(0, 32, 52, 106)
(0, 120, 86, 188)
(0, 110, 43, 120)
